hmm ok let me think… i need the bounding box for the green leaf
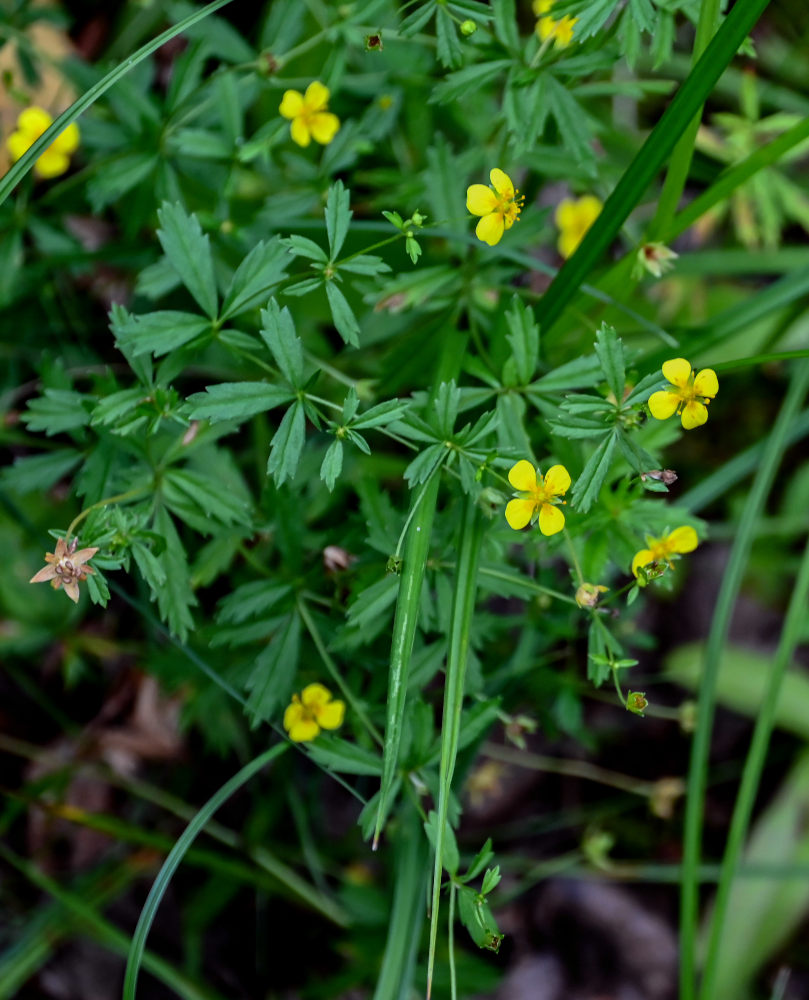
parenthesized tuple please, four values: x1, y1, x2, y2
(186, 382, 295, 423)
(571, 430, 618, 513)
(593, 324, 626, 402)
(164, 469, 252, 525)
(351, 398, 410, 430)
(156, 202, 218, 319)
(216, 580, 291, 625)
(153, 507, 198, 641)
(267, 401, 305, 485)
(544, 74, 597, 172)
(0, 449, 82, 494)
(220, 239, 288, 320)
(308, 737, 382, 776)
(22, 389, 91, 436)
(399, 0, 436, 36)
(435, 4, 462, 66)
(492, 0, 518, 49)
(111, 309, 211, 358)
(325, 180, 352, 259)
(424, 810, 459, 876)
(131, 539, 168, 595)
(338, 254, 390, 276)
(245, 613, 300, 724)
(347, 575, 400, 632)
(325, 281, 360, 346)
(505, 297, 540, 385)
(259, 300, 304, 387)
(456, 885, 504, 952)
(86, 152, 158, 212)
(281, 234, 328, 262)
(433, 380, 460, 437)
(320, 438, 343, 491)
(430, 60, 512, 106)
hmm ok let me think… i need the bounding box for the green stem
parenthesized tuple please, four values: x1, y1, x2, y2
(65, 486, 151, 543)
(699, 528, 809, 999)
(648, 0, 723, 239)
(679, 359, 809, 1000)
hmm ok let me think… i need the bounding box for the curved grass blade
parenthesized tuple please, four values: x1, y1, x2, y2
(122, 742, 288, 1000)
(426, 498, 485, 999)
(536, 0, 772, 337)
(373, 469, 441, 848)
(700, 523, 809, 1000)
(0, 0, 236, 210)
(679, 360, 809, 999)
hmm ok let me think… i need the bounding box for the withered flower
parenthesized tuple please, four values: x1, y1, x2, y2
(30, 537, 99, 603)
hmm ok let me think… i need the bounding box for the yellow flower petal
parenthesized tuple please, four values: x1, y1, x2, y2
(532, 0, 552, 14)
(508, 460, 538, 491)
(554, 198, 578, 230)
(52, 121, 80, 155)
(575, 195, 603, 225)
(279, 90, 304, 120)
(648, 389, 680, 420)
(661, 357, 692, 388)
(17, 106, 52, 139)
(693, 368, 718, 398)
(538, 502, 564, 536)
(283, 701, 304, 732)
(6, 132, 30, 163)
(35, 151, 70, 179)
(304, 81, 330, 112)
(290, 117, 311, 147)
(557, 230, 581, 259)
(316, 699, 345, 730)
(505, 498, 536, 530)
(466, 184, 498, 216)
(301, 683, 332, 708)
(543, 464, 571, 496)
(681, 400, 708, 429)
(288, 718, 321, 742)
(489, 168, 514, 198)
(632, 548, 654, 577)
(667, 526, 698, 554)
(309, 111, 340, 145)
(475, 212, 505, 246)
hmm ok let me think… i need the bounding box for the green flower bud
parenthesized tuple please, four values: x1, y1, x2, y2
(460, 19, 477, 35)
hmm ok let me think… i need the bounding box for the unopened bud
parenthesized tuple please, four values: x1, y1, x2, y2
(460, 19, 477, 35)
(626, 691, 648, 716)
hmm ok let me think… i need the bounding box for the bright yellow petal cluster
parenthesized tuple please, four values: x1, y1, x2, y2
(283, 683, 345, 742)
(6, 106, 79, 179)
(631, 526, 698, 578)
(554, 195, 602, 258)
(648, 358, 718, 430)
(279, 81, 340, 148)
(466, 168, 525, 246)
(505, 459, 570, 535)
(533, 0, 577, 47)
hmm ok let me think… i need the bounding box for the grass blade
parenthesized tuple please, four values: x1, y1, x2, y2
(536, 0, 772, 337)
(0, 0, 236, 210)
(680, 359, 809, 1000)
(426, 498, 485, 998)
(122, 742, 288, 1000)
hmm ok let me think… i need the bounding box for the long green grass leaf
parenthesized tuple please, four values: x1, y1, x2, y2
(122, 742, 288, 1000)
(536, 0, 772, 337)
(0, 0, 236, 210)
(426, 498, 485, 998)
(680, 360, 809, 1000)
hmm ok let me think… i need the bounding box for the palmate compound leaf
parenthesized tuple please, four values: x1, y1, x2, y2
(156, 202, 218, 319)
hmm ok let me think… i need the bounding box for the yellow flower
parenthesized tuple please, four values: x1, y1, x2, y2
(283, 683, 345, 742)
(30, 537, 98, 603)
(631, 526, 698, 578)
(7, 106, 79, 179)
(554, 195, 602, 258)
(648, 358, 718, 430)
(466, 168, 525, 246)
(505, 459, 570, 535)
(279, 81, 340, 148)
(533, 0, 577, 48)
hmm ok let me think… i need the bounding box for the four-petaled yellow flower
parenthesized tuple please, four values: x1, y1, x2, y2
(466, 168, 525, 246)
(631, 526, 698, 578)
(648, 358, 718, 430)
(279, 81, 340, 148)
(533, 0, 577, 49)
(505, 460, 570, 535)
(30, 537, 98, 603)
(7, 106, 80, 179)
(283, 683, 345, 742)
(555, 195, 602, 258)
